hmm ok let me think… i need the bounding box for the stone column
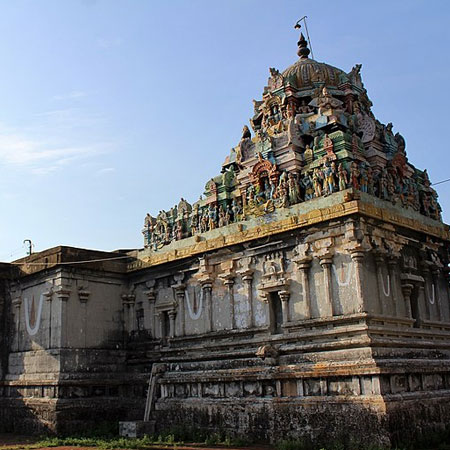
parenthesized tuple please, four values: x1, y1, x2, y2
(241, 271, 254, 328)
(401, 283, 413, 320)
(12, 297, 22, 352)
(421, 266, 431, 319)
(297, 258, 312, 319)
(417, 284, 426, 326)
(157, 312, 164, 339)
(78, 289, 90, 348)
(168, 310, 177, 338)
(319, 256, 334, 317)
(145, 288, 156, 338)
(432, 269, 442, 319)
(45, 290, 53, 349)
(279, 290, 290, 324)
(122, 294, 136, 335)
(374, 254, 386, 315)
(174, 286, 186, 337)
(388, 258, 400, 316)
(223, 276, 235, 329)
(202, 281, 213, 333)
(350, 250, 365, 313)
(55, 288, 70, 348)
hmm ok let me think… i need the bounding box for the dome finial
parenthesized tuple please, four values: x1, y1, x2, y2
(297, 32, 310, 59)
(294, 17, 314, 60)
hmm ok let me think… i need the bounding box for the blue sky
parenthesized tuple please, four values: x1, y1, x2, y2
(0, 0, 449, 260)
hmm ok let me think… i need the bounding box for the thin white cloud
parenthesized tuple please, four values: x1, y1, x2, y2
(52, 91, 88, 101)
(0, 106, 112, 176)
(0, 133, 101, 166)
(97, 167, 115, 175)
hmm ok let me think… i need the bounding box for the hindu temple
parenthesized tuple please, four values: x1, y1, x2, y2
(0, 30, 449, 448)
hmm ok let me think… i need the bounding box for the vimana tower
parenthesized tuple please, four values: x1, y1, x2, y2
(0, 31, 449, 448)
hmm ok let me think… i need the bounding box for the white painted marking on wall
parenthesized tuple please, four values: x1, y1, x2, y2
(332, 262, 353, 287)
(185, 288, 203, 320)
(381, 274, 390, 297)
(427, 283, 436, 305)
(24, 293, 45, 336)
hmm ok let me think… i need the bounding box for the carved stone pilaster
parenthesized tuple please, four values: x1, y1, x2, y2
(173, 281, 186, 337)
(221, 274, 236, 329)
(238, 256, 255, 328)
(296, 258, 312, 319)
(168, 310, 177, 338)
(55, 287, 71, 348)
(279, 290, 291, 324)
(194, 257, 215, 333)
(401, 283, 414, 320)
(319, 255, 334, 317)
(122, 293, 136, 334)
(12, 297, 22, 352)
(43, 289, 53, 349)
(144, 280, 157, 337)
(293, 244, 312, 319)
(350, 249, 365, 313)
(374, 253, 386, 315)
(388, 258, 400, 316)
(201, 280, 213, 333)
(431, 268, 442, 318)
(76, 286, 90, 348)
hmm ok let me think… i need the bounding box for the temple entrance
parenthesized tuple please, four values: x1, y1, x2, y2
(269, 291, 283, 334)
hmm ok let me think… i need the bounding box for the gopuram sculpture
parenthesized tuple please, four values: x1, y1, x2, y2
(142, 33, 442, 251)
(0, 28, 449, 449)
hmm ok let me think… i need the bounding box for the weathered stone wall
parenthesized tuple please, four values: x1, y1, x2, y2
(0, 206, 449, 445)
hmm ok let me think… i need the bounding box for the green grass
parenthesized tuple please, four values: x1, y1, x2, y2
(31, 430, 250, 449)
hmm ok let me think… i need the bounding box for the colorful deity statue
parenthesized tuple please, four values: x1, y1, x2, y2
(312, 168, 323, 197)
(379, 169, 389, 200)
(323, 160, 336, 195)
(190, 205, 199, 235)
(304, 145, 314, 165)
(350, 162, 360, 190)
(200, 210, 208, 233)
(232, 198, 242, 222)
(142, 36, 443, 252)
(208, 205, 218, 230)
(359, 163, 368, 193)
(301, 173, 314, 201)
(338, 163, 348, 191)
(288, 173, 301, 204)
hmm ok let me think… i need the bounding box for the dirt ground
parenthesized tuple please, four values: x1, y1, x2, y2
(0, 434, 273, 450)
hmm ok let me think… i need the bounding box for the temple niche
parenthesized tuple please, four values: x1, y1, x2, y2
(1, 28, 450, 449)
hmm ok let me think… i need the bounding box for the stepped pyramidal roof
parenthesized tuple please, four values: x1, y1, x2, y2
(141, 31, 443, 260)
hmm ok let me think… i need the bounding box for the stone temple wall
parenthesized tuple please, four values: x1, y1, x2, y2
(0, 192, 449, 446)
